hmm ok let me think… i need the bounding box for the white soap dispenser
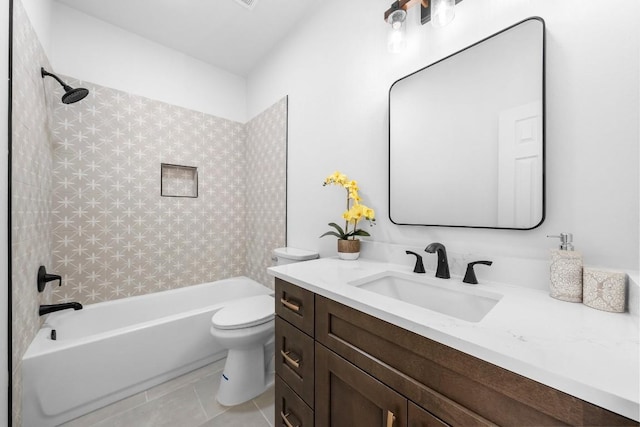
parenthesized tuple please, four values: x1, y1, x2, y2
(547, 233, 583, 302)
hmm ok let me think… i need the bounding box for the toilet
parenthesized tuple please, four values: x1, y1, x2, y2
(210, 247, 318, 406)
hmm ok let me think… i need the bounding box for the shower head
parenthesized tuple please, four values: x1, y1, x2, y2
(41, 67, 89, 104)
(61, 87, 89, 104)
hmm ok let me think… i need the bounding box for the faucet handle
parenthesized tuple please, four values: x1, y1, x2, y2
(463, 260, 493, 284)
(405, 251, 425, 274)
(37, 266, 62, 293)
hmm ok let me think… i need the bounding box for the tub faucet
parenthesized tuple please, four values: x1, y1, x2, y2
(425, 243, 450, 279)
(39, 302, 83, 316)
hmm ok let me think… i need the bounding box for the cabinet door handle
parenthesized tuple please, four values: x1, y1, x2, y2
(386, 410, 396, 427)
(281, 411, 299, 427)
(280, 350, 300, 369)
(280, 297, 300, 312)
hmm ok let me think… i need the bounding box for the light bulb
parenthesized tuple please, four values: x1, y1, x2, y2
(387, 9, 407, 53)
(431, 0, 455, 28)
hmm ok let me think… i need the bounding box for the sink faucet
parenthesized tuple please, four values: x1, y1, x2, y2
(425, 243, 450, 279)
(39, 302, 83, 316)
(405, 251, 425, 274)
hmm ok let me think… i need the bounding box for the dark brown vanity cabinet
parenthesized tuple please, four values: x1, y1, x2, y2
(275, 278, 637, 427)
(275, 278, 316, 426)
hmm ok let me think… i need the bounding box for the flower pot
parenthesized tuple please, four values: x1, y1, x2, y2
(337, 239, 360, 260)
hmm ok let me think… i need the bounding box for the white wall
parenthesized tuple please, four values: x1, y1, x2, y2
(247, 0, 639, 275)
(49, 2, 247, 123)
(19, 0, 52, 54)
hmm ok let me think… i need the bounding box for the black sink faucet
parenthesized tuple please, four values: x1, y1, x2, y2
(405, 251, 425, 274)
(463, 260, 493, 284)
(425, 243, 450, 279)
(39, 302, 83, 316)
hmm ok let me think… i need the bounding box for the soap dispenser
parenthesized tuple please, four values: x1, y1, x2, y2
(547, 233, 583, 302)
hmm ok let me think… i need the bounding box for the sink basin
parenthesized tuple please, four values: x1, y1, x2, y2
(349, 272, 502, 322)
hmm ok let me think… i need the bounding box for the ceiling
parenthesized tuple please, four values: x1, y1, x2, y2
(55, 0, 319, 76)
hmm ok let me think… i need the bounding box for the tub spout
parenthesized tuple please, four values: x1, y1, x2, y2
(39, 302, 83, 316)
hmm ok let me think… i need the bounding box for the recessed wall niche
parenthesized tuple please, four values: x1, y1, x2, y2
(161, 163, 198, 198)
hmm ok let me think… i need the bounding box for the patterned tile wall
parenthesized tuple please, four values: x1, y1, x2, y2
(245, 97, 288, 288)
(50, 82, 249, 303)
(11, 0, 55, 424)
(49, 85, 286, 303)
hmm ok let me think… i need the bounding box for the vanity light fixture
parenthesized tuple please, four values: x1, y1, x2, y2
(384, 0, 463, 52)
(386, 7, 408, 53)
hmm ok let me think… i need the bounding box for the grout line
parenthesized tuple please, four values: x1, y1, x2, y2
(193, 384, 211, 422)
(253, 398, 273, 427)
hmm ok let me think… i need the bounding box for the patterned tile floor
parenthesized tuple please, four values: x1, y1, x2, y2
(61, 359, 274, 427)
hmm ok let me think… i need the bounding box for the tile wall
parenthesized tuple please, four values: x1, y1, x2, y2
(50, 82, 248, 303)
(11, 0, 55, 423)
(244, 97, 287, 287)
(49, 86, 286, 304)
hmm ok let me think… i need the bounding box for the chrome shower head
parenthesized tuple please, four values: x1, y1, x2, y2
(41, 67, 89, 104)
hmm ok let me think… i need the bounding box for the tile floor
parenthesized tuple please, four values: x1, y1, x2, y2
(61, 359, 274, 427)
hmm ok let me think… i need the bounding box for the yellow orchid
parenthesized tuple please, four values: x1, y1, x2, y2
(321, 171, 376, 240)
(324, 171, 348, 186)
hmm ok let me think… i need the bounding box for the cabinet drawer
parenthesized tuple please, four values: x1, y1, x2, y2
(276, 375, 314, 427)
(276, 278, 315, 337)
(276, 316, 315, 407)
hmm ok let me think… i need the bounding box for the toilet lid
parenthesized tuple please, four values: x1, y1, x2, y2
(211, 295, 275, 330)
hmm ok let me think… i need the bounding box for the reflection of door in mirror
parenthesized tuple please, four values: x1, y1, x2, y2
(389, 17, 545, 229)
(497, 101, 543, 228)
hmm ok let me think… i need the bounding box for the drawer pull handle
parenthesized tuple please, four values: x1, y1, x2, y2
(281, 411, 299, 427)
(280, 298, 300, 312)
(386, 410, 396, 427)
(280, 350, 300, 369)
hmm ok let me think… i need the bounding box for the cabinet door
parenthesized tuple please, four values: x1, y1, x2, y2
(409, 402, 449, 427)
(315, 343, 407, 427)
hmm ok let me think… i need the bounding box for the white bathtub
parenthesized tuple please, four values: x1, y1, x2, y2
(22, 276, 273, 427)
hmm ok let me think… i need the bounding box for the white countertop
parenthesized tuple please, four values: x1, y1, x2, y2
(268, 257, 640, 421)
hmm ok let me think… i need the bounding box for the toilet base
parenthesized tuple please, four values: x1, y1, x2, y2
(216, 346, 273, 406)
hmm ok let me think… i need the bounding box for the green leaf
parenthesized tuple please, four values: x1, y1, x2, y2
(320, 231, 342, 239)
(351, 229, 371, 237)
(327, 222, 346, 236)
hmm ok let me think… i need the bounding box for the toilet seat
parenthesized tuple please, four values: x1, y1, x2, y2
(211, 295, 274, 330)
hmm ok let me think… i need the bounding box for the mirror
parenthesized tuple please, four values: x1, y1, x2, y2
(389, 17, 545, 229)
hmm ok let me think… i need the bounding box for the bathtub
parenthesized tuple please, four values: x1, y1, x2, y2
(22, 276, 273, 427)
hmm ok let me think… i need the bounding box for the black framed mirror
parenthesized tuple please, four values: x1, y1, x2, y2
(389, 17, 545, 229)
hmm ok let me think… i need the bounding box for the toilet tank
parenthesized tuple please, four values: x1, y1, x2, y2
(273, 247, 319, 266)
